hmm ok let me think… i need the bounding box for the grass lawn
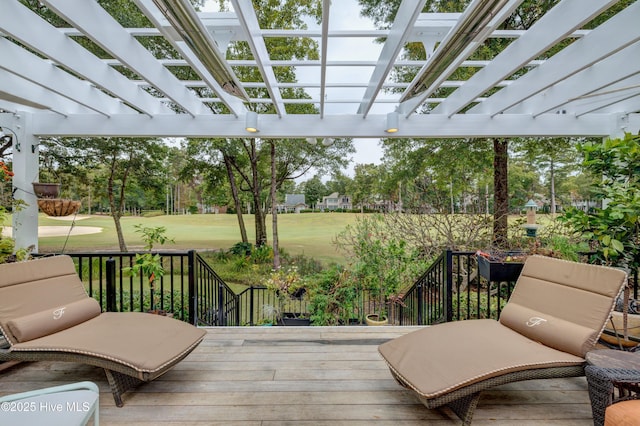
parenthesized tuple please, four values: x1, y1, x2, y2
(35, 212, 363, 264)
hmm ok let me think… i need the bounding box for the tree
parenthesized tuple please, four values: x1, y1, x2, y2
(300, 175, 327, 210)
(348, 163, 382, 212)
(325, 171, 352, 197)
(507, 160, 541, 210)
(516, 138, 581, 214)
(492, 139, 509, 247)
(196, 0, 354, 249)
(40, 137, 168, 251)
(269, 140, 281, 269)
(184, 138, 250, 243)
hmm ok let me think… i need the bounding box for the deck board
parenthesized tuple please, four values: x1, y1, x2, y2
(0, 326, 594, 425)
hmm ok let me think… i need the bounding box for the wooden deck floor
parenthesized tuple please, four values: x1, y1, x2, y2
(0, 326, 595, 425)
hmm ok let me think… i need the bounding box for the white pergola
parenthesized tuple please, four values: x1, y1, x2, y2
(1, 0, 639, 251)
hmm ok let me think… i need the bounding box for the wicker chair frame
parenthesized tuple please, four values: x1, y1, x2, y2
(388, 363, 585, 425)
(585, 365, 640, 426)
(0, 340, 200, 406)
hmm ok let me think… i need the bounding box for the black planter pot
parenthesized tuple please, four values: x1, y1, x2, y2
(278, 313, 311, 326)
(477, 254, 524, 282)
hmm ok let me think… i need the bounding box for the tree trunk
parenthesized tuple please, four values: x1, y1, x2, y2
(107, 155, 129, 252)
(249, 138, 267, 246)
(492, 138, 509, 249)
(450, 180, 454, 214)
(223, 154, 248, 243)
(270, 141, 280, 269)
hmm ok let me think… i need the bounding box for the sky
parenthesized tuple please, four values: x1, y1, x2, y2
(202, 0, 388, 177)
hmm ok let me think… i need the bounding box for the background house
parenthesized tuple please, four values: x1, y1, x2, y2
(277, 194, 307, 213)
(319, 192, 352, 211)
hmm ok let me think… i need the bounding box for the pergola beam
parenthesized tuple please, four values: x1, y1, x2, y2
(232, 0, 286, 117)
(0, 39, 135, 117)
(27, 112, 624, 139)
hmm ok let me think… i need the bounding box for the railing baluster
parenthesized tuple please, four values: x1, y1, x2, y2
(106, 257, 116, 312)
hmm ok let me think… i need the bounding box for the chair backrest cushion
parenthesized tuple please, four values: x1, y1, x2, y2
(499, 255, 627, 357)
(0, 256, 96, 344)
(6, 298, 101, 343)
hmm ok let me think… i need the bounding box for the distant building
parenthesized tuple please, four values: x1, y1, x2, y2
(277, 194, 307, 213)
(319, 192, 352, 211)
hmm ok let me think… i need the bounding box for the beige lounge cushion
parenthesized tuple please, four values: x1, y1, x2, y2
(0, 256, 90, 330)
(378, 319, 584, 399)
(500, 303, 596, 357)
(6, 298, 101, 343)
(11, 312, 206, 376)
(500, 256, 628, 357)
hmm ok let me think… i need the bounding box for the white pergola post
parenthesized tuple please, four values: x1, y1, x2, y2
(625, 113, 640, 136)
(7, 112, 39, 253)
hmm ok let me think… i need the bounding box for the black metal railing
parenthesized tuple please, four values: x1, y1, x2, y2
(50, 249, 639, 327)
(193, 255, 237, 326)
(53, 250, 229, 325)
(58, 251, 198, 323)
(236, 286, 310, 326)
(392, 250, 640, 326)
(396, 251, 447, 325)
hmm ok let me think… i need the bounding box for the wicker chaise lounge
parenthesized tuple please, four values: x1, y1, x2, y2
(0, 255, 206, 406)
(379, 255, 628, 425)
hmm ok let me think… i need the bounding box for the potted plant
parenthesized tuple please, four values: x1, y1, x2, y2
(335, 214, 429, 326)
(264, 266, 310, 325)
(476, 250, 526, 282)
(32, 182, 61, 199)
(124, 225, 174, 315)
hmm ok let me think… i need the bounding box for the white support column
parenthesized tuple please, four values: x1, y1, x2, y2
(6, 113, 39, 253)
(627, 113, 640, 135)
(609, 113, 640, 139)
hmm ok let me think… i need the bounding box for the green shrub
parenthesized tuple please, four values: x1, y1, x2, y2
(230, 242, 253, 256)
(251, 245, 273, 264)
(451, 291, 505, 321)
(307, 266, 359, 325)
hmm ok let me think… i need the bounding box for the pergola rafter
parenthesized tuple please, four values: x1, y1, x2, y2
(2, 0, 640, 252)
(0, 0, 635, 139)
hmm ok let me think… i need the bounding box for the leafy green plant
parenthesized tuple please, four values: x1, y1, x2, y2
(264, 266, 306, 323)
(0, 196, 31, 263)
(560, 133, 640, 270)
(335, 214, 430, 320)
(123, 224, 174, 312)
(251, 245, 273, 264)
(229, 241, 252, 256)
(231, 255, 251, 272)
(307, 265, 359, 325)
